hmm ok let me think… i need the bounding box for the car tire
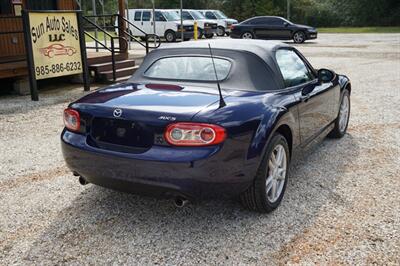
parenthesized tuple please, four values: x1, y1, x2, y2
(204, 33, 214, 39)
(328, 90, 351, 138)
(240, 133, 290, 213)
(165, 30, 176, 42)
(216, 26, 225, 36)
(293, 31, 306, 43)
(241, 31, 254, 39)
(225, 32, 230, 36)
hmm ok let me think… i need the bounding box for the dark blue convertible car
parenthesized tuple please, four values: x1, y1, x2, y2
(62, 40, 351, 212)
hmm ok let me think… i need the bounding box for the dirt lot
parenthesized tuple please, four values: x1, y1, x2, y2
(1, 34, 399, 265)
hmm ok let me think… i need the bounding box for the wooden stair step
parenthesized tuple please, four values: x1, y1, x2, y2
(89, 59, 136, 73)
(99, 65, 139, 81)
(87, 53, 128, 65)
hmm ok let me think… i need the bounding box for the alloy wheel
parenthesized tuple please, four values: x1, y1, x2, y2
(293, 32, 305, 43)
(242, 32, 253, 39)
(166, 33, 174, 42)
(339, 94, 350, 132)
(217, 27, 225, 36)
(266, 144, 287, 203)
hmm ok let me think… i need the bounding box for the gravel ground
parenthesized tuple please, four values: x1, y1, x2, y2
(0, 33, 399, 265)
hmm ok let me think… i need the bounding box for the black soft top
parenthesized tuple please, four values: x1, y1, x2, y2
(130, 40, 291, 91)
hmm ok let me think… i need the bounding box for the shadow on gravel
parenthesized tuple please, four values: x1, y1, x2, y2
(24, 133, 359, 264)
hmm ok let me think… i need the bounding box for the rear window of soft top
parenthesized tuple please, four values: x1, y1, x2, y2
(144, 56, 232, 81)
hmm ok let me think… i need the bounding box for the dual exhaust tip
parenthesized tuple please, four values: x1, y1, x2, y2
(76, 174, 189, 208)
(78, 176, 89, 186)
(174, 196, 189, 208)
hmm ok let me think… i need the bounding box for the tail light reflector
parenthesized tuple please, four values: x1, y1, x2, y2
(164, 122, 226, 146)
(63, 108, 80, 132)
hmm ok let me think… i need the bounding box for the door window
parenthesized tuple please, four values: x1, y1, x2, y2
(269, 18, 285, 25)
(276, 49, 314, 87)
(250, 17, 270, 25)
(205, 11, 217, 19)
(181, 11, 193, 20)
(134, 11, 142, 21)
(154, 11, 166, 21)
(142, 11, 151, 21)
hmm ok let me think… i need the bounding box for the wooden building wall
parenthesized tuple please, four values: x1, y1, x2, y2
(57, 0, 77, 10)
(0, 17, 25, 62)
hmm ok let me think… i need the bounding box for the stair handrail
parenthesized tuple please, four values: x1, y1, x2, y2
(82, 16, 124, 81)
(115, 14, 161, 53)
(84, 14, 161, 53)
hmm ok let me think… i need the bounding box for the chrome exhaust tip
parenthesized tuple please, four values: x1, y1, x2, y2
(78, 176, 89, 185)
(174, 196, 189, 208)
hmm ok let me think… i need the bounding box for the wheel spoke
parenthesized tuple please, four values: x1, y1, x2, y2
(277, 168, 286, 179)
(268, 159, 275, 171)
(270, 152, 277, 167)
(276, 147, 282, 165)
(266, 175, 274, 193)
(270, 180, 277, 200)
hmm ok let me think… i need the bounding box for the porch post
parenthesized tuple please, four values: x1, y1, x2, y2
(118, 0, 128, 54)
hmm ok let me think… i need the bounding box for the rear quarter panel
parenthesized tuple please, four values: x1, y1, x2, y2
(193, 91, 300, 180)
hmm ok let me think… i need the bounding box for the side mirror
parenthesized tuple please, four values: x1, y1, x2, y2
(318, 68, 336, 83)
(283, 22, 289, 27)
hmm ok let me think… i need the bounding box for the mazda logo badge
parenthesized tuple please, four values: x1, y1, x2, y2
(113, 109, 122, 117)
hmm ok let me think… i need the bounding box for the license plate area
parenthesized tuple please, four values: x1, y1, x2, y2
(91, 117, 154, 150)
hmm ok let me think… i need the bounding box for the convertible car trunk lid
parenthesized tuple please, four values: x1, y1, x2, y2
(71, 84, 224, 153)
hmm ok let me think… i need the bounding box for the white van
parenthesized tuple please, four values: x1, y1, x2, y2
(125, 9, 195, 42)
(172, 9, 217, 38)
(198, 10, 238, 36)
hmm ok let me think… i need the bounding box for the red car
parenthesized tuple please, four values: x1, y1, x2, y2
(39, 43, 77, 58)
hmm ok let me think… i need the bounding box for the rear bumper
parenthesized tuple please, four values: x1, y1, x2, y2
(61, 130, 253, 200)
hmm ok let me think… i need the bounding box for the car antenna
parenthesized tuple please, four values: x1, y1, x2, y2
(208, 43, 226, 108)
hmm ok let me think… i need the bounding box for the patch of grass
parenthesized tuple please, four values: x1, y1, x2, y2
(318, 27, 400, 33)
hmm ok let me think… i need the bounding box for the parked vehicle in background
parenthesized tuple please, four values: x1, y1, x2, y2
(125, 9, 194, 42)
(198, 10, 238, 36)
(173, 9, 217, 38)
(230, 16, 318, 43)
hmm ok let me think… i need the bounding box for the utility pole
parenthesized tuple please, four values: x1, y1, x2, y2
(180, 0, 183, 42)
(92, 0, 98, 51)
(287, 0, 291, 20)
(152, 0, 156, 47)
(118, 0, 128, 54)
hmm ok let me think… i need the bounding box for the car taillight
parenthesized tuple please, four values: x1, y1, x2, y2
(230, 24, 235, 30)
(63, 108, 80, 132)
(164, 122, 226, 146)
